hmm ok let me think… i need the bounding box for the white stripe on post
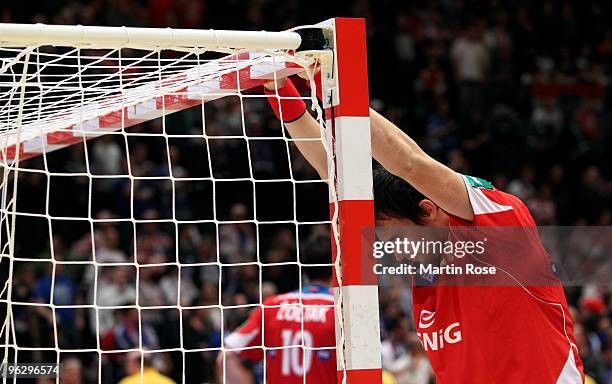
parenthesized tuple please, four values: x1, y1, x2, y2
(334, 285, 382, 370)
(334, 116, 374, 201)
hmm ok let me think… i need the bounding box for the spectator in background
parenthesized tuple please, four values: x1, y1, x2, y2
(93, 135, 123, 175)
(395, 12, 417, 67)
(160, 267, 198, 307)
(531, 97, 563, 136)
(597, 29, 612, 63)
(197, 235, 220, 284)
(603, 344, 612, 384)
(415, 60, 447, 106)
(33, 255, 83, 349)
(424, 99, 457, 160)
(262, 247, 298, 293)
(219, 204, 256, 264)
(60, 357, 82, 384)
(101, 307, 160, 357)
(451, 21, 489, 123)
(578, 166, 609, 222)
(574, 99, 604, 145)
(70, 219, 124, 265)
(528, 96, 564, 161)
(118, 351, 175, 384)
(381, 317, 432, 384)
(183, 300, 222, 383)
(200, 282, 220, 307)
(130, 143, 155, 177)
(575, 323, 607, 384)
(485, 11, 513, 80)
(527, 184, 557, 225)
(177, 225, 201, 266)
(446, 149, 471, 175)
(94, 266, 136, 334)
(507, 165, 536, 202)
(222, 265, 260, 306)
(91, 215, 127, 263)
(168, 145, 188, 178)
(136, 209, 173, 265)
(138, 266, 167, 325)
(12, 265, 36, 342)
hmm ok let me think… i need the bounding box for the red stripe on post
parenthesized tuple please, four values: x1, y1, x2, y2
(337, 368, 383, 384)
(337, 199, 376, 286)
(333, 18, 370, 118)
(329, 199, 376, 288)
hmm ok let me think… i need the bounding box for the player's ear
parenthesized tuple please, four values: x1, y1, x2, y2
(417, 199, 438, 225)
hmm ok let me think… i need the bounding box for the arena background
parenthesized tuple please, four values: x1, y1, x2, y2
(1, 1, 611, 383)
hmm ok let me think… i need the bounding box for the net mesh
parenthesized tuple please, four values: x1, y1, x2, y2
(0, 39, 342, 384)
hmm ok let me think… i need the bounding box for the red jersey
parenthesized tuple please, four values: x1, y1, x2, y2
(224, 285, 336, 384)
(412, 174, 584, 384)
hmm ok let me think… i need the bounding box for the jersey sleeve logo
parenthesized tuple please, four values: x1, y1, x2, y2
(465, 175, 494, 190)
(418, 309, 436, 329)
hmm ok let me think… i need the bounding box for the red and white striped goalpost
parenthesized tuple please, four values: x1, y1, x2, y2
(321, 18, 383, 384)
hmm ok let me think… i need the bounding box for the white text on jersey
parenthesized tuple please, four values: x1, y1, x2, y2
(276, 304, 330, 323)
(417, 322, 462, 351)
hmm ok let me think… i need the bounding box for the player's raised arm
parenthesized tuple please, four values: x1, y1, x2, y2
(263, 76, 473, 221)
(369, 108, 474, 222)
(264, 78, 328, 179)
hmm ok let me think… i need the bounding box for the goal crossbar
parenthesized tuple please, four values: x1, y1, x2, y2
(0, 23, 301, 51)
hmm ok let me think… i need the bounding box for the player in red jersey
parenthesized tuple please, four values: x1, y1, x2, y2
(263, 73, 585, 383)
(216, 234, 336, 384)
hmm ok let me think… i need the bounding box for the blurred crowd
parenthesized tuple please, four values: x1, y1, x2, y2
(2, 0, 612, 383)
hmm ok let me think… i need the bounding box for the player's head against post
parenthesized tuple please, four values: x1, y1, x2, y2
(301, 233, 333, 286)
(373, 166, 450, 232)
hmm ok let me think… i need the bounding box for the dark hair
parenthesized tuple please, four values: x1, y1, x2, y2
(373, 166, 426, 224)
(301, 233, 333, 282)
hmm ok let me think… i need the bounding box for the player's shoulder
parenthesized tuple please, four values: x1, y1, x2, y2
(458, 174, 535, 226)
(262, 293, 297, 307)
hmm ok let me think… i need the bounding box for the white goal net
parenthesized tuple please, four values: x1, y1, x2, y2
(0, 23, 358, 384)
